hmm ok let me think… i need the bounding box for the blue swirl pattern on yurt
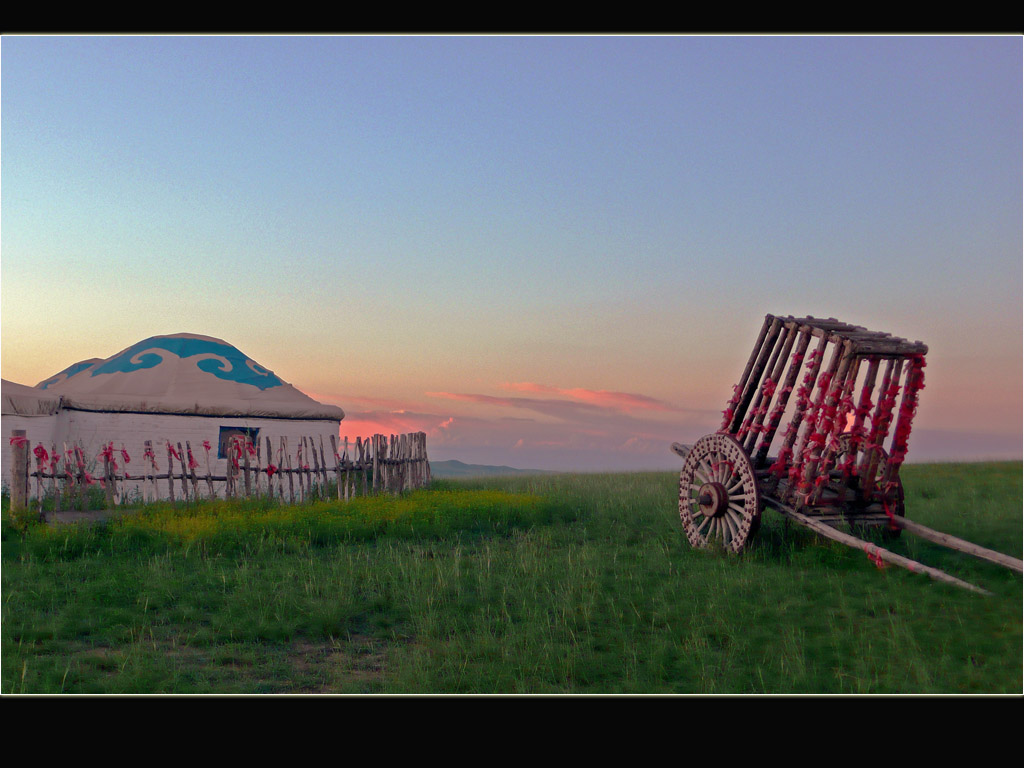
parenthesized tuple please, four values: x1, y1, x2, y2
(38, 361, 99, 389)
(89, 337, 284, 390)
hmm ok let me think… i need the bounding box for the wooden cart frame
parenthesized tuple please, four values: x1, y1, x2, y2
(673, 314, 1021, 594)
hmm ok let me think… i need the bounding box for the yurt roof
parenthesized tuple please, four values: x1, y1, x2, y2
(1, 379, 63, 416)
(33, 333, 344, 421)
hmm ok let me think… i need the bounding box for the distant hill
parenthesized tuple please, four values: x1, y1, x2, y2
(430, 459, 559, 478)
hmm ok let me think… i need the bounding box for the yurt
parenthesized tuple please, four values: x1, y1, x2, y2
(1, 379, 64, 485)
(2, 333, 344, 493)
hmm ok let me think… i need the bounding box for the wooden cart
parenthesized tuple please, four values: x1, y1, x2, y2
(673, 314, 1021, 593)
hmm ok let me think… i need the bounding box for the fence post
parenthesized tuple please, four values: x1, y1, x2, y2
(10, 430, 29, 512)
(372, 435, 379, 493)
(103, 445, 115, 508)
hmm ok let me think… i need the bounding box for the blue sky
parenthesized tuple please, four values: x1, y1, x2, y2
(2, 35, 1021, 469)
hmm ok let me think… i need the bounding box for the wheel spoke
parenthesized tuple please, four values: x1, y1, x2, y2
(722, 513, 737, 544)
(710, 457, 725, 483)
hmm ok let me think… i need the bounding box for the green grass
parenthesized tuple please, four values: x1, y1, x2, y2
(2, 464, 1020, 694)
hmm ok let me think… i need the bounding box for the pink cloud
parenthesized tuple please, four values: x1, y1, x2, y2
(426, 391, 609, 420)
(332, 386, 723, 471)
(502, 382, 683, 413)
(339, 409, 450, 440)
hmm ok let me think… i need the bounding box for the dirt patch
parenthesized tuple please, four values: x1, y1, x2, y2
(289, 635, 391, 693)
(45, 507, 141, 525)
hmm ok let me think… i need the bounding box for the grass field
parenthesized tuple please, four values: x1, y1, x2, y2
(2, 462, 1021, 694)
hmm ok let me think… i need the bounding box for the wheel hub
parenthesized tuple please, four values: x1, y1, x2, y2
(697, 482, 729, 518)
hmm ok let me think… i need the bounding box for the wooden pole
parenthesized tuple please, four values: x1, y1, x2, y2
(372, 435, 379, 493)
(243, 438, 252, 498)
(791, 338, 845, 483)
(35, 442, 46, 518)
(800, 343, 856, 498)
(345, 437, 353, 499)
(775, 332, 829, 480)
(346, 437, 353, 499)
(165, 443, 176, 503)
(728, 316, 783, 434)
(305, 437, 313, 500)
(10, 430, 29, 513)
(741, 322, 796, 451)
(318, 436, 329, 499)
(203, 440, 216, 499)
(144, 440, 154, 503)
(303, 436, 314, 499)
(265, 436, 275, 501)
(294, 438, 304, 502)
(728, 314, 773, 430)
(186, 442, 200, 501)
(63, 442, 74, 507)
(103, 444, 114, 508)
(892, 517, 1023, 574)
(402, 434, 410, 492)
(424, 433, 431, 486)
(276, 438, 284, 505)
(177, 442, 189, 502)
(766, 499, 990, 595)
(847, 356, 881, 471)
(74, 444, 87, 510)
(52, 442, 62, 513)
(860, 357, 897, 491)
(284, 437, 295, 505)
(330, 434, 341, 500)
(754, 329, 812, 466)
(809, 355, 862, 504)
(359, 437, 367, 496)
(250, 438, 260, 499)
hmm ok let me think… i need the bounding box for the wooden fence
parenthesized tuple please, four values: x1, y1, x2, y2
(7, 429, 430, 516)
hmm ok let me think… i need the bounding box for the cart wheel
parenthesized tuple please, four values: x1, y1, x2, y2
(679, 433, 761, 553)
(829, 434, 905, 539)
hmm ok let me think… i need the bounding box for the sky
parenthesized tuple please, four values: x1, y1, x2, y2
(1, 34, 1021, 471)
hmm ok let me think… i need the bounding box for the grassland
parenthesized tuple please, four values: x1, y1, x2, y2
(2, 462, 1020, 694)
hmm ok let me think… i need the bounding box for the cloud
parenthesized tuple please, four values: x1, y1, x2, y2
(339, 409, 450, 439)
(426, 391, 609, 420)
(502, 381, 686, 413)
(332, 383, 724, 471)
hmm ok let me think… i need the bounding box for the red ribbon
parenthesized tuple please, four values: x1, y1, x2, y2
(864, 546, 887, 569)
(167, 443, 181, 461)
(33, 444, 49, 463)
(720, 384, 742, 432)
(882, 494, 901, 531)
(99, 442, 119, 470)
(769, 446, 792, 478)
(9, 435, 28, 447)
